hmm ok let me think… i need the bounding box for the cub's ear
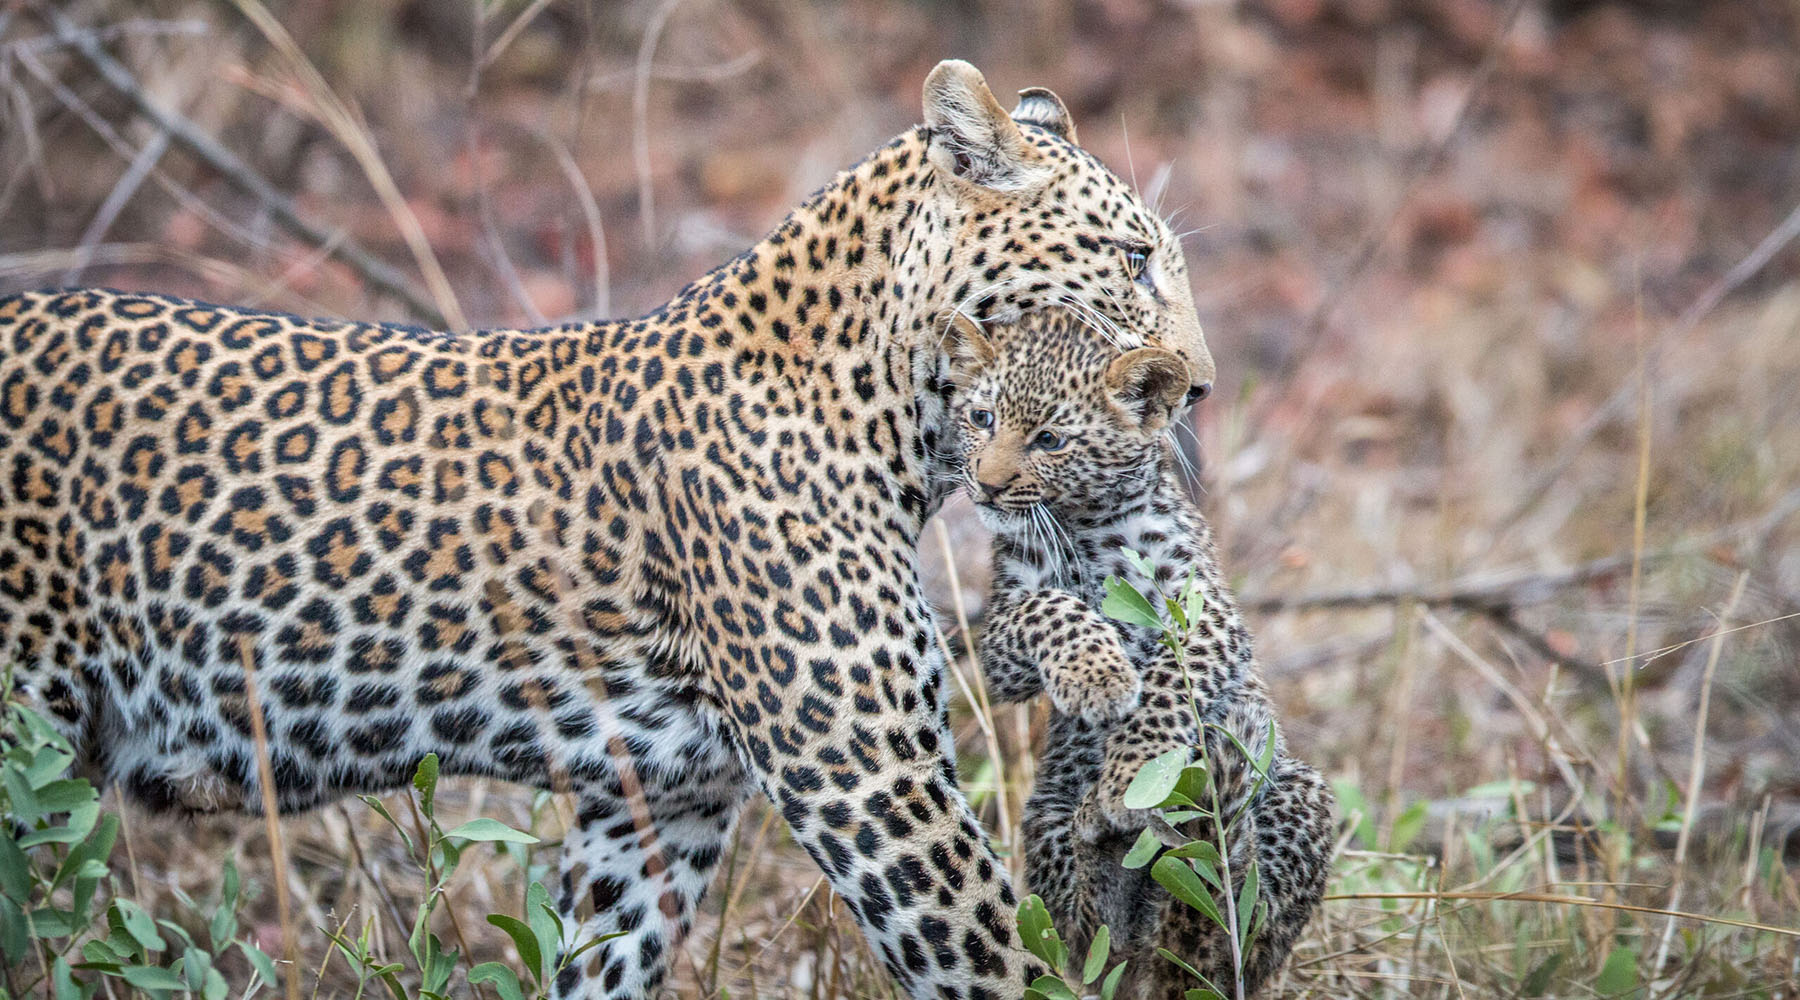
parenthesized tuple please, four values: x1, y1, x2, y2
(1011, 87, 1077, 145)
(940, 312, 996, 382)
(922, 60, 1049, 191)
(1105, 348, 1189, 431)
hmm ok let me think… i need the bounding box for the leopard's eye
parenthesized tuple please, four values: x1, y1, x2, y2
(1031, 429, 1066, 451)
(969, 408, 995, 430)
(1122, 243, 1154, 287)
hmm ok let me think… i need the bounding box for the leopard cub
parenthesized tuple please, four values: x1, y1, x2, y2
(945, 311, 1335, 998)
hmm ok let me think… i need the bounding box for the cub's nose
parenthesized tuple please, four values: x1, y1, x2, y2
(1186, 381, 1213, 405)
(976, 478, 1006, 504)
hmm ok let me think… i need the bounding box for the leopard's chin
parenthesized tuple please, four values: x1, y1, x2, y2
(971, 502, 1030, 533)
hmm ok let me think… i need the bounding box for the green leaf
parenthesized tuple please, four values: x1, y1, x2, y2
(52, 813, 119, 893)
(358, 796, 417, 857)
(114, 899, 166, 952)
(1123, 749, 1189, 810)
(209, 903, 237, 952)
(1520, 950, 1563, 996)
(1330, 779, 1376, 848)
(1, 900, 28, 965)
(1025, 974, 1080, 1000)
(1100, 960, 1128, 1000)
(182, 946, 212, 992)
(1170, 763, 1211, 813)
(413, 754, 441, 819)
(1156, 947, 1209, 982)
(0, 833, 32, 903)
(33, 778, 99, 814)
(1082, 925, 1110, 985)
(1596, 946, 1638, 996)
(1151, 856, 1222, 928)
(469, 961, 528, 1000)
(20, 798, 101, 847)
(487, 914, 543, 983)
(29, 905, 85, 937)
(445, 817, 540, 845)
(239, 940, 279, 988)
(121, 964, 186, 990)
(1121, 548, 1156, 578)
(1015, 895, 1068, 971)
(1181, 572, 1207, 633)
(202, 965, 229, 1000)
(1463, 779, 1538, 799)
(526, 881, 560, 984)
(1167, 841, 1223, 892)
(1101, 576, 1163, 631)
(1388, 800, 1428, 853)
(1165, 595, 1188, 631)
(1185, 991, 1227, 1000)
(1235, 861, 1260, 942)
(51, 956, 83, 1000)
(1121, 828, 1162, 870)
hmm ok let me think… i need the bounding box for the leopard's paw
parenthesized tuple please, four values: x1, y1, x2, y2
(1043, 635, 1141, 724)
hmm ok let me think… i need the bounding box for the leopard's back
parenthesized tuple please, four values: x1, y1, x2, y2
(0, 288, 730, 813)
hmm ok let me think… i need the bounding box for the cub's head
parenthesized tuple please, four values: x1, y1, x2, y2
(945, 312, 1187, 525)
(918, 60, 1215, 404)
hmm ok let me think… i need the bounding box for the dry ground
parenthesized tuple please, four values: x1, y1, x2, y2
(2, 0, 1798, 996)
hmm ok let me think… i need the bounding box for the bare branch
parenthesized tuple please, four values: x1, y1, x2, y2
(39, 4, 449, 326)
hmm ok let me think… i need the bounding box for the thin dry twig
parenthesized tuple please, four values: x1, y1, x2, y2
(60, 128, 167, 285)
(237, 636, 302, 1000)
(1651, 571, 1749, 976)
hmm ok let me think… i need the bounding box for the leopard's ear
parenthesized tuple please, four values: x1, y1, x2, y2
(923, 60, 1049, 192)
(940, 312, 995, 382)
(1105, 347, 1188, 431)
(1011, 87, 1076, 145)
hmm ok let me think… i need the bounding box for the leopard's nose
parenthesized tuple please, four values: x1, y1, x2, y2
(976, 478, 1006, 504)
(1186, 381, 1213, 405)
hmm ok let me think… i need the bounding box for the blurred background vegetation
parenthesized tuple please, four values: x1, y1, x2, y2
(2, 0, 1797, 996)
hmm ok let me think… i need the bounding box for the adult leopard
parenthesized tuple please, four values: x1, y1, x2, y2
(0, 62, 1214, 1000)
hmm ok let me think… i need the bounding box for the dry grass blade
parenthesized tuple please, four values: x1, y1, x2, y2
(223, 0, 468, 330)
(1651, 570, 1749, 975)
(237, 636, 301, 1000)
(541, 127, 612, 318)
(1326, 891, 1800, 938)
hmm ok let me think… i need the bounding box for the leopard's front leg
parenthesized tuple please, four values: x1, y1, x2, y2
(724, 590, 1050, 1000)
(980, 587, 1141, 722)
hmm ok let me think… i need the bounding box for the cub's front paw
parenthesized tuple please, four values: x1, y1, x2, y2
(1043, 636, 1141, 723)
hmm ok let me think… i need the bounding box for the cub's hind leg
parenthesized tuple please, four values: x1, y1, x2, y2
(1135, 757, 1334, 999)
(552, 761, 749, 1000)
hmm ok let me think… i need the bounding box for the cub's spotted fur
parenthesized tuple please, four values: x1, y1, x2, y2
(948, 313, 1333, 998)
(0, 63, 1215, 1000)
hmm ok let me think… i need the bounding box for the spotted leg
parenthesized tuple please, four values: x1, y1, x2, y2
(721, 587, 1049, 1000)
(551, 761, 749, 1000)
(979, 587, 1140, 723)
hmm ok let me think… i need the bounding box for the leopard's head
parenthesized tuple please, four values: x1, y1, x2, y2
(945, 312, 1187, 525)
(918, 60, 1214, 404)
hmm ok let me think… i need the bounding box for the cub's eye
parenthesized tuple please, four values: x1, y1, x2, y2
(1031, 429, 1066, 451)
(969, 408, 995, 430)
